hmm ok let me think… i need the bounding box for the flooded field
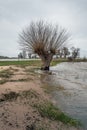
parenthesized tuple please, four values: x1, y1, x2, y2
(42, 62, 87, 130)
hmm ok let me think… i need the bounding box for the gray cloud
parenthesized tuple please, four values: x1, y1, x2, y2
(0, 0, 87, 57)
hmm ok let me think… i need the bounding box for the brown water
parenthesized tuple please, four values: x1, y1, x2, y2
(40, 62, 87, 130)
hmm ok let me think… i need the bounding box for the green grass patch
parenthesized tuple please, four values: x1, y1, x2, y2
(0, 60, 41, 67)
(0, 59, 66, 67)
(34, 102, 81, 127)
(0, 58, 86, 67)
(51, 59, 68, 66)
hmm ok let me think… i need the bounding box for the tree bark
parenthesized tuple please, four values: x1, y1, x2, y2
(39, 53, 53, 71)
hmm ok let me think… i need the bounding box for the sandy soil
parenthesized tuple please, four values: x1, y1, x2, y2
(0, 66, 82, 130)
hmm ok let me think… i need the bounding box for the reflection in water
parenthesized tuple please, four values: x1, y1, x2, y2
(40, 62, 87, 130)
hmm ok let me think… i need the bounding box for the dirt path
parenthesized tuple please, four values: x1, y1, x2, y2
(0, 66, 82, 130)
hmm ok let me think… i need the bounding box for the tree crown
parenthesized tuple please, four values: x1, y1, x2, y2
(19, 21, 70, 55)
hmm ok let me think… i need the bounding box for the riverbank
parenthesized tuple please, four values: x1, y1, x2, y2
(0, 65, 82, 130)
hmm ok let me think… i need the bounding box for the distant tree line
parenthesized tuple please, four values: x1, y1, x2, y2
(56, 47, 80, 60)
(18, 50, 38, 59)
(0, 56, 9, 59)
(18, 46, 80, 60)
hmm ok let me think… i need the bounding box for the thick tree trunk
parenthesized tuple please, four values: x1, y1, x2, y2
(39, 53, 53, 71)
(41, 60, 50, 71)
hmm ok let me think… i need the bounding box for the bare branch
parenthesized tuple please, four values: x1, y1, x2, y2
(18, 20, 71, 70)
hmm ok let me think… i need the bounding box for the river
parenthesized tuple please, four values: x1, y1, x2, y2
(41, 62, 87, 130)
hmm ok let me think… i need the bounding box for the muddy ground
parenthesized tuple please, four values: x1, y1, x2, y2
(0, 65, 82, 130)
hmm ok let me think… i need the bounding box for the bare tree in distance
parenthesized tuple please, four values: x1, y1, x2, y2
(19, 20, 70, 70)
(18, 52, 23, 59)
(63, 47, 70, 58)
(57, 49, 63, 58)
(71, 47, 80, 59)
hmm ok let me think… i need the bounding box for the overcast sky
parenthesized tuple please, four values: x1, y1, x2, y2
(0, 0, 87, 57)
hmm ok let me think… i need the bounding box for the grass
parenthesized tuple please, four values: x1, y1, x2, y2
(33, 102, 81, 127)
(51, 59, 68, 66)
(0, 59, 68, 67)
(0, 60, 41, 67)
(0, 58, 87, 67)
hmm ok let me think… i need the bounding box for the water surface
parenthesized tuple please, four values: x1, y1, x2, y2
(41, 62, 87, 130)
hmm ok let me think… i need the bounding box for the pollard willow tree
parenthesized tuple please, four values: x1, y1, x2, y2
(19, 21, 70, 70)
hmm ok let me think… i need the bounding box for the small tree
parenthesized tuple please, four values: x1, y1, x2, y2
(71, 47, 80, 59)
(18, 52, 23, 59)
(63, 47, 70, 58)
(28, 53, 32, 59)
(22, 50, 26, 59)
(19, 21, 70, 70)
(57, 49, 63, 58)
